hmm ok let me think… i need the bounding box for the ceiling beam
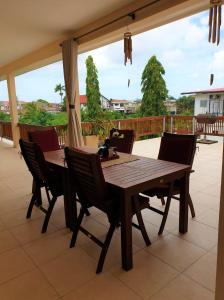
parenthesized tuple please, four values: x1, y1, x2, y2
(0, 0, 208, 79)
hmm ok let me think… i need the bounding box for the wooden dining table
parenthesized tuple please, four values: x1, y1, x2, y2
(44, 147, 191, 271)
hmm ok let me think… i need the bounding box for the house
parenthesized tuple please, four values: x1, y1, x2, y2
(45, 103, 61, 112)
(164, 99, 177, 115)
(182, 88, 224, 116)
(110, 99, 129, 112)
(80, 94, 109, 110)
(0, 101, 10, 113)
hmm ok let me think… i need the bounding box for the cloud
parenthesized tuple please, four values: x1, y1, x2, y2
(161, 49, 185, 68)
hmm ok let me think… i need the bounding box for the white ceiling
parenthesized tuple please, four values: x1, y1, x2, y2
(0, 0, 131, 66)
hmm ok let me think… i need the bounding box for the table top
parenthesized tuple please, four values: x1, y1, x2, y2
(44, 148, 190, 193)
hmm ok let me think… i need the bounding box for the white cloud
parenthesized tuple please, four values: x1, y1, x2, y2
(161, 49, 185, 67)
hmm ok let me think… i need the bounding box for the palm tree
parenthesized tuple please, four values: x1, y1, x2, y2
(54, 84, 65, 103)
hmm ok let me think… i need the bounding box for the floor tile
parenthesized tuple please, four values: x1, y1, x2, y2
(151, 274, 214, 300)
(10, 218, 58, 245)
(112, 250, 178, 299)
(0, 247, 35, 284)
(40, 247, 96, 296)
(1, 207, 42, 229)
(184, 253, 217, 292)
(62, 273, 141, 300)
(196, 210, 219, 229)
(0, 230, 19, 254)
(147, 234, 206, 271)
(24, 228, 71, 266)
(0, 269, 58, 300)
(175, 220, 218, 250)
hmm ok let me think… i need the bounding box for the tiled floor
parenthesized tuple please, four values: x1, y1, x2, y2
(0, 137, 222, 300)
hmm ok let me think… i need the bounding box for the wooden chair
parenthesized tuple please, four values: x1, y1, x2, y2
(19, 139, 64, 233)
(109, 128, 135, 154)
(141, 132, 197, 235)
(28, 128, 60, 152)
(65, 147, 151, 273)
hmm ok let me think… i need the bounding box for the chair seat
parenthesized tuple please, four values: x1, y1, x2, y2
(143, 180, 181, 198)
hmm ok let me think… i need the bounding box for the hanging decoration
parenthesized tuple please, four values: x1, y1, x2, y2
(210, 73, 214, 85)
(208, 0, 223, 45)
(124, 31, 132, 65)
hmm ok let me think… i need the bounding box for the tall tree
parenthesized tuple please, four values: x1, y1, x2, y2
(85, 55, 101, 119)
(140, 55, 168, 116)
(54, 84, 65, 103)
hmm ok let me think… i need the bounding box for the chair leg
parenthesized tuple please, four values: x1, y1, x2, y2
(132, 195, 151, 246)
(41, 196, 57, 233)
(158, 183, 174, 235)
(70, 208, 85, 248)
(96, 224, 115, 274)
(136, 211, 151, 246)
(188, 194, 196, 218)
(84, 208, 91, 216)
(160, 197, 166, 206)
(26, 193, 36, 219)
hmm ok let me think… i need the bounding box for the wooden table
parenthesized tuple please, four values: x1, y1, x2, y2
(44, 148, 190, 271)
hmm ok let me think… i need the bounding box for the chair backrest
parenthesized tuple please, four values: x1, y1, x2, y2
(109, 128, 135, 154)
(65, 147, 108, 212)
(158, 132, 197, 167)
(28, 128, 60, 152)
(19, 139, 50, 186)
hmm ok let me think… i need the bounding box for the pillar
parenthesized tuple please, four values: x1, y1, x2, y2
(6, 73, 20, 147)
(215, 140, 224, 300)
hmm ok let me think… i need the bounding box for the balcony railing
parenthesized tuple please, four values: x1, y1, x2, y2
(1, 116, 224, 145)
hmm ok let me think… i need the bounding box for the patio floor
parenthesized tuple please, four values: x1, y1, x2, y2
(0, 137, 222, 300)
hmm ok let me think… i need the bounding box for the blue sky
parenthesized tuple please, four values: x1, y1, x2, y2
(1, 10, 224, 103)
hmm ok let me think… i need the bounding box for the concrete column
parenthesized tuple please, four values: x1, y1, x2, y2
(216, 139, 224, 299)
(6, 73, 20, 147)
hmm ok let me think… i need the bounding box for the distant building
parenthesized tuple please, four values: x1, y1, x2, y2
(0, 101, 10, 113)
(0, 100, 62, 114)
(164, 99, 177, 115)
(182, 88, 224, 116)
(80, 94, 109, 110)
(45, 103, 61, 112)
(110, 99, 129, 112)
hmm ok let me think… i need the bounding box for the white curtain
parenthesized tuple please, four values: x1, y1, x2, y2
(62, 39, 83, 147)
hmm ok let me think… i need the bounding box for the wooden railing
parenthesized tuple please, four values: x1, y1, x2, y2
(2, 116, 224, 145)
(0, 121, 13, 141)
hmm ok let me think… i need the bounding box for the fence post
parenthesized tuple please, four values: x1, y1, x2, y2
(192, 116, 195, 134)
(118, 121, 121, 130)
(170, 116, 173, 133)
(163, 116, 166, 133)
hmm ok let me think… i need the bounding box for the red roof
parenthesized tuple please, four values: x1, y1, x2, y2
(111, 99, 129, 103)
(80, 95, 87, 105)
(182, 88, 224, 95)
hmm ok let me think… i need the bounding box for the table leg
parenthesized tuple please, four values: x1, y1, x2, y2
(179, 172, 189, 233)
(63, 169, 77, 230)
(120, 190, 133, 271)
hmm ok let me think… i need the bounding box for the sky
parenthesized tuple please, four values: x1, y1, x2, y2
(1, 9, 224, 103)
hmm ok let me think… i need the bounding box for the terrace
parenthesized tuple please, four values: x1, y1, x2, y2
(1, 0, 224, 299)
(0, 136, 220, 299)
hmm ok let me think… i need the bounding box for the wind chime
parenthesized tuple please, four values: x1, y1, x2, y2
(124, 31, 132, 87)
(208, 0, 223, 85)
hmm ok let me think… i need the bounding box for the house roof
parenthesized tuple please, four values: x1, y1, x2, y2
(111, 99, 129, 103)
(181, 88, 224, 95)
(80, 95, 87, 105)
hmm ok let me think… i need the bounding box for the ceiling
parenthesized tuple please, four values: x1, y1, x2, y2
(0, 0, 208, 77)
(0, 0, 131, 66)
